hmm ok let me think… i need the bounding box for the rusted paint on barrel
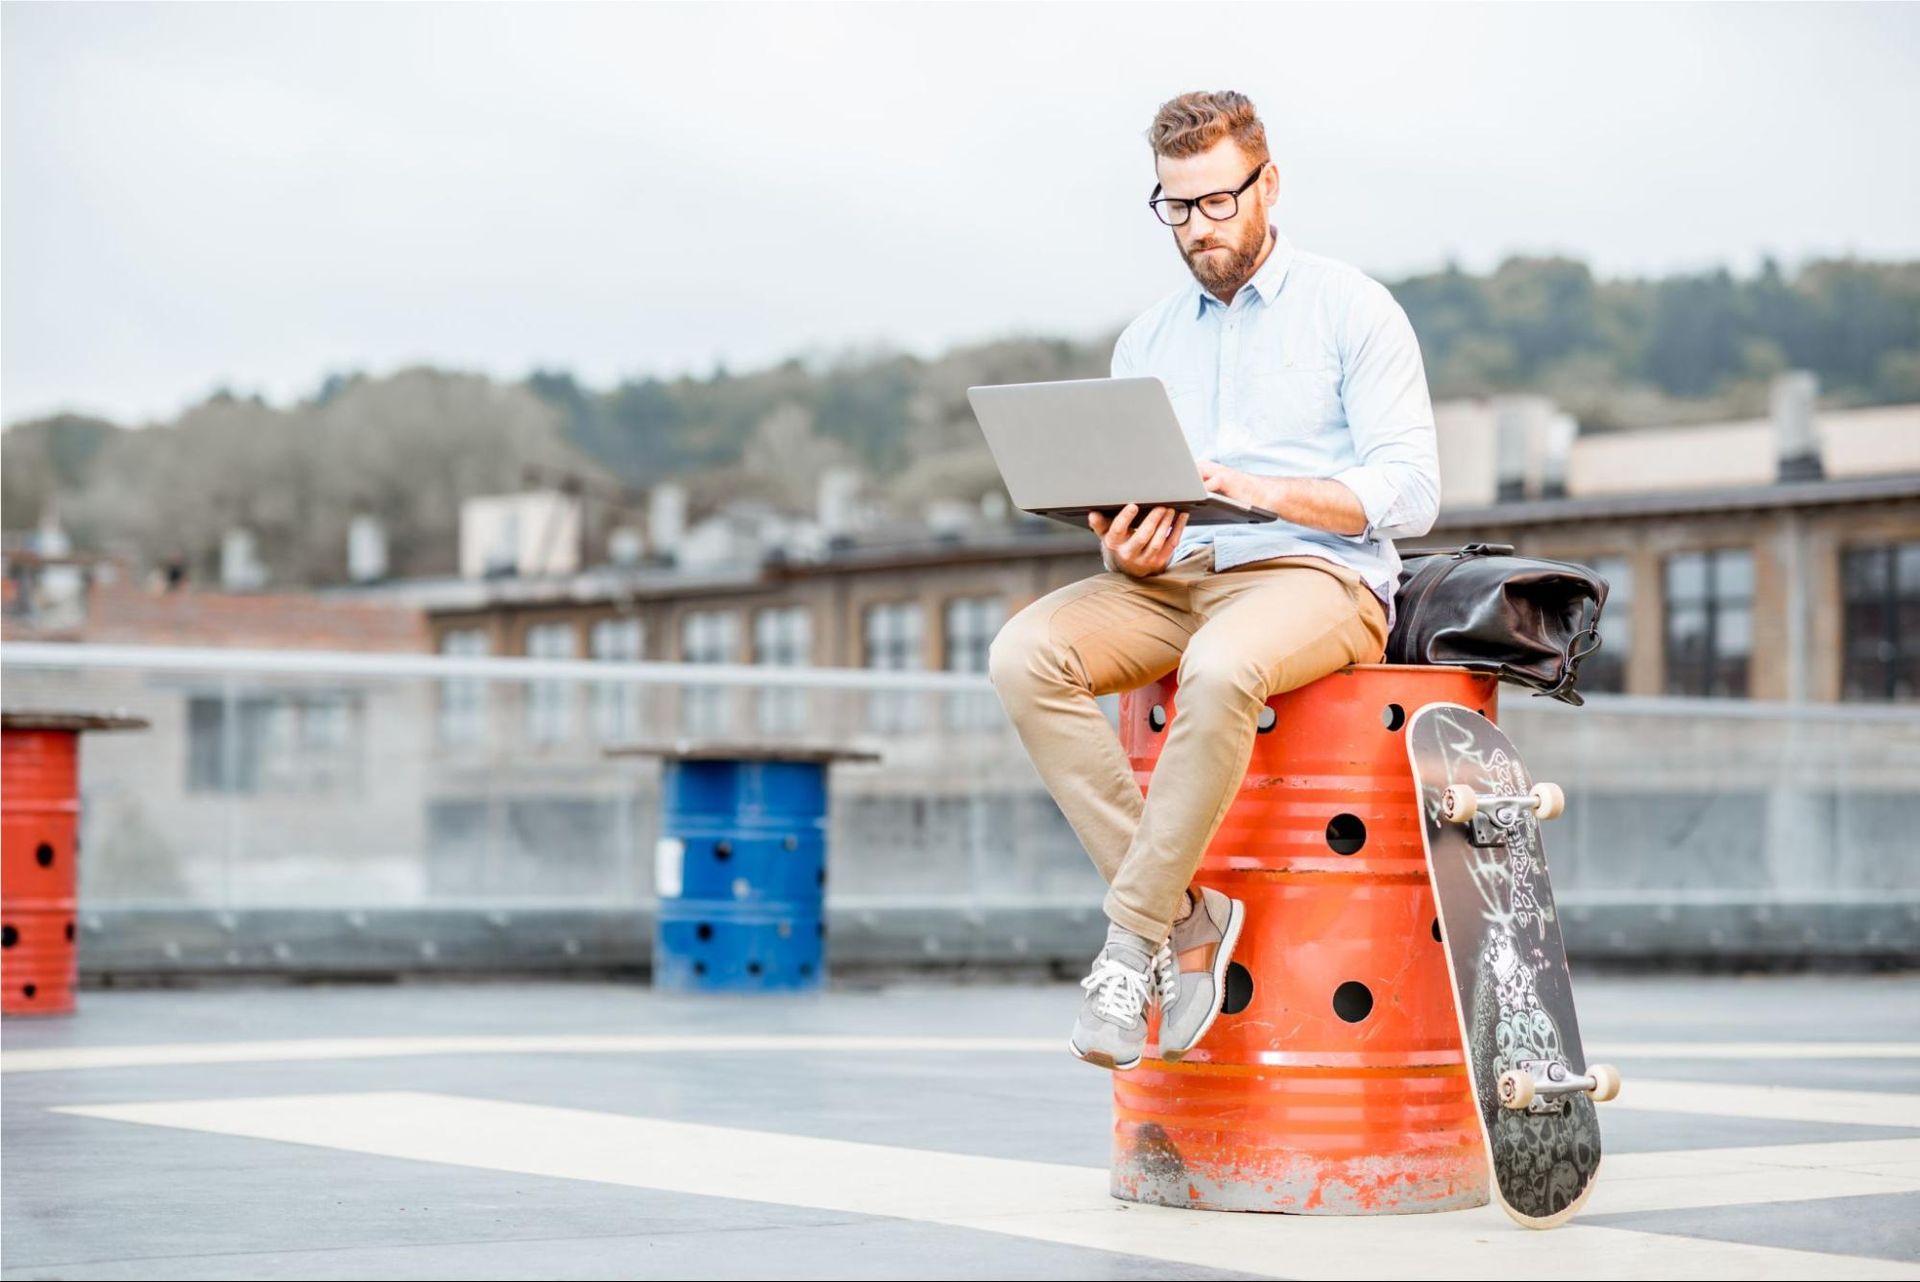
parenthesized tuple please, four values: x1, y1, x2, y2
(1110, 664, 1498, 1214)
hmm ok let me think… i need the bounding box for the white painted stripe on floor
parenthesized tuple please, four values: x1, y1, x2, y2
(7, 1033, 1919, 1074)
(1591, 1139, 1920, 1215)
(48, 1091, 1920, 1281)
(0, 1034, 1063, 1073)
(1609, 1080, 1920, 1130)
(1599, 1042, 1920, 1061)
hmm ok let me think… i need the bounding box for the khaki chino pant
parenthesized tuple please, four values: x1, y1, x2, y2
(987, 544, 1389, 943)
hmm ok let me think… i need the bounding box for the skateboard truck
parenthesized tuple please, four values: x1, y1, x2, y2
(1439, 782, 1565, 848)
(1498, 1059, 1622, 1112)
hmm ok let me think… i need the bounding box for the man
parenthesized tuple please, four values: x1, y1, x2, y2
(986, 89, 1441, 1071)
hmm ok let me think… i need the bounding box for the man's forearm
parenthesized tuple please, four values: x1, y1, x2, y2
(1256, 476, 1369, 537)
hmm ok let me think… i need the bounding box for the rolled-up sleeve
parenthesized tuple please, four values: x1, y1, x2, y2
(1328, 279, 1440, 541)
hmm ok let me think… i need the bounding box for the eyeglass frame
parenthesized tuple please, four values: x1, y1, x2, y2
(1147, 160, 1269, 226)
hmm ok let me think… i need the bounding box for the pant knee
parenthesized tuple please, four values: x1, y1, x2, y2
(1175, 645, 1267, 705)
(987, 611, 1053, 695)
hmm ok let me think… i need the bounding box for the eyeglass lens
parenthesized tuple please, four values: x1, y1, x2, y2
(1156, 193, 1239, 225)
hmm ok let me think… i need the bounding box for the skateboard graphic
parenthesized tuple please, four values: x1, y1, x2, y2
(1406, 702, 1620, 1229)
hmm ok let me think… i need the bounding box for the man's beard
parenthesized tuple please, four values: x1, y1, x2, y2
(1184, 209, 1268, 296)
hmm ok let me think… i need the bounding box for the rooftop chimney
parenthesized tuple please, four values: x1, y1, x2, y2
(348, 514, 388, 583)
(1493, 395, 1554, 502)
(817, 467, 861, 540)
(607, 525, 644, 567)
(221, 527, 266, 592)
(647, 483, 687, 565)
(1772, 370, 1822, 482)
(925, 498, 973, 541)
(1539, 412, 1577, 499)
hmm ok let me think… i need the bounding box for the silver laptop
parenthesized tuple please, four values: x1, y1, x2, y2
(966, 376, 1278, 530)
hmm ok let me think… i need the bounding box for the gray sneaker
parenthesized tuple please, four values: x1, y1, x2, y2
(1150, 886, 1246, 1061)
(1069, 940, 1154, 1070)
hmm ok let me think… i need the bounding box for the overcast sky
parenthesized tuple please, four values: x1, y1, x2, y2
(4, 1, 1916, 427)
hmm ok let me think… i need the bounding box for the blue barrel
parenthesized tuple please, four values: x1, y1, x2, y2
(624, 742, 878, 993)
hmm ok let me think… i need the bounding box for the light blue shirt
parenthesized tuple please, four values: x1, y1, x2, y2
(1111, 222, 1441, 631)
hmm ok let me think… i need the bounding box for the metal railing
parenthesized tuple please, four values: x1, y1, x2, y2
(4, 642, 1915, 966)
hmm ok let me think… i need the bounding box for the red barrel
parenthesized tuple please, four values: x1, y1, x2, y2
(2, 727, 82, 1015)
(2, 711, 147, 1017)
(1111, 664, 1498, 1214)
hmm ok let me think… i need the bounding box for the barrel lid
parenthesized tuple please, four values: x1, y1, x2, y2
(605, 738, 881, 764)
(2, 709, 151, 732)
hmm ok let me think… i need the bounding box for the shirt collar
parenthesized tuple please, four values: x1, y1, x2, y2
(1192, 223, 1295, 317)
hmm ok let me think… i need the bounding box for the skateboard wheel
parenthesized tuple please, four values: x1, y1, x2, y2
(1587, 1062, 1621, 1102)
(1498, 1068, 1535, 1109)
(1441, 784, 1478, 822)
(1530, 782, 1565, 821)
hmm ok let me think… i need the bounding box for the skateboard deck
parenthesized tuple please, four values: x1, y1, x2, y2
(1406, 702, 1612, 1229)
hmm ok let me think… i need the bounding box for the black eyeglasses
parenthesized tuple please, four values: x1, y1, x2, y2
(1147, 161, 1268, 226)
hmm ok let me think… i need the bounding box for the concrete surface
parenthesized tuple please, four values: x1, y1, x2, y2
(3, 973, 1918, 1279)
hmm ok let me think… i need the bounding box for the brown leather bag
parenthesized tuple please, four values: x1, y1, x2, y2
(1386, 543, 1609, 706)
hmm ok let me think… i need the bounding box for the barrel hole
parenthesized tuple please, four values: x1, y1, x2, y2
(816, 868, 826, 887)
(1325, 814, 1367, 855)
(1255, 705, 1277, 734)
(1222, 962, 1254, 1015)
(695, 922, 714, 942)
(1431, 917, 1442, 943)
(747, 960, 764, 977)
(66, 920, 75, 941)
(35, 842, 54, 867)
(1477, 708, 1487, 717)
(1382, 703, 1406, 731)
(1333, 981, 1374, 1023)
(1148, 704, 1168, 733)
(799, 962, 814, 977)
(817, 921, 826, 937)
(713, 840, 733, 862)
(1, 924, 16, 948)
(693, 961, 707, 976)
(23, 983, 37, 1000)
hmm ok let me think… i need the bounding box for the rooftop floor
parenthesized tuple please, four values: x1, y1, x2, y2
(4, 973, 1918, 1279)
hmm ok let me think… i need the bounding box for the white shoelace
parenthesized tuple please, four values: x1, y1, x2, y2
(1150, 941, 1179, 1009)
(1081, 954, 1152, 1023)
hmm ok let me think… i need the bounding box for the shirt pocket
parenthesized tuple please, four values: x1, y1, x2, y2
(1242, 366, 1342, 442)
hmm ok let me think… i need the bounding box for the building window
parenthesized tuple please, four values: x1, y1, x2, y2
(438, 628, 490, 747)
(590, 616, 645, 743)
(188, 692, 364, 795)
(681, 609, 740, 737)
(753, 605, 812, 736)
(1581, 557, 1630, 695)
(943, 595, 1006, 729)
(1663, 548, 1753, 697)
(1841, 541, 1920, 702)
(525, 621, 577, 744)
(863, 600, 925, 733)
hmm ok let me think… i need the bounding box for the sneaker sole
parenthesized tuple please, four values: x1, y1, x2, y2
(1160, 895, 1246, 1063)
(1069, 1035, 1141, 1072)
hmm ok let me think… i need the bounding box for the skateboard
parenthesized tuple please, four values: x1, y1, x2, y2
(1406, 702, 1620, 1229)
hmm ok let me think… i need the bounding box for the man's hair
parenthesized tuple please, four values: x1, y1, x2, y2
(1144, 90, 1270, 167)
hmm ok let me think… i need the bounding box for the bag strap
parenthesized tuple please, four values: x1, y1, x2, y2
(1404, 542, 1516, 560)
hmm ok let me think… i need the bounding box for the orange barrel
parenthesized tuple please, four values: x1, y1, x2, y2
(2, 712, 148, 1017)
(1110, 664, 1498, 1214)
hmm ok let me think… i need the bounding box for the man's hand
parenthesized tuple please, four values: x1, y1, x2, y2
(1195, 459, 1370, 537)
(1195, 459, 1274, 512)
(1089, 503, 1189, 577)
